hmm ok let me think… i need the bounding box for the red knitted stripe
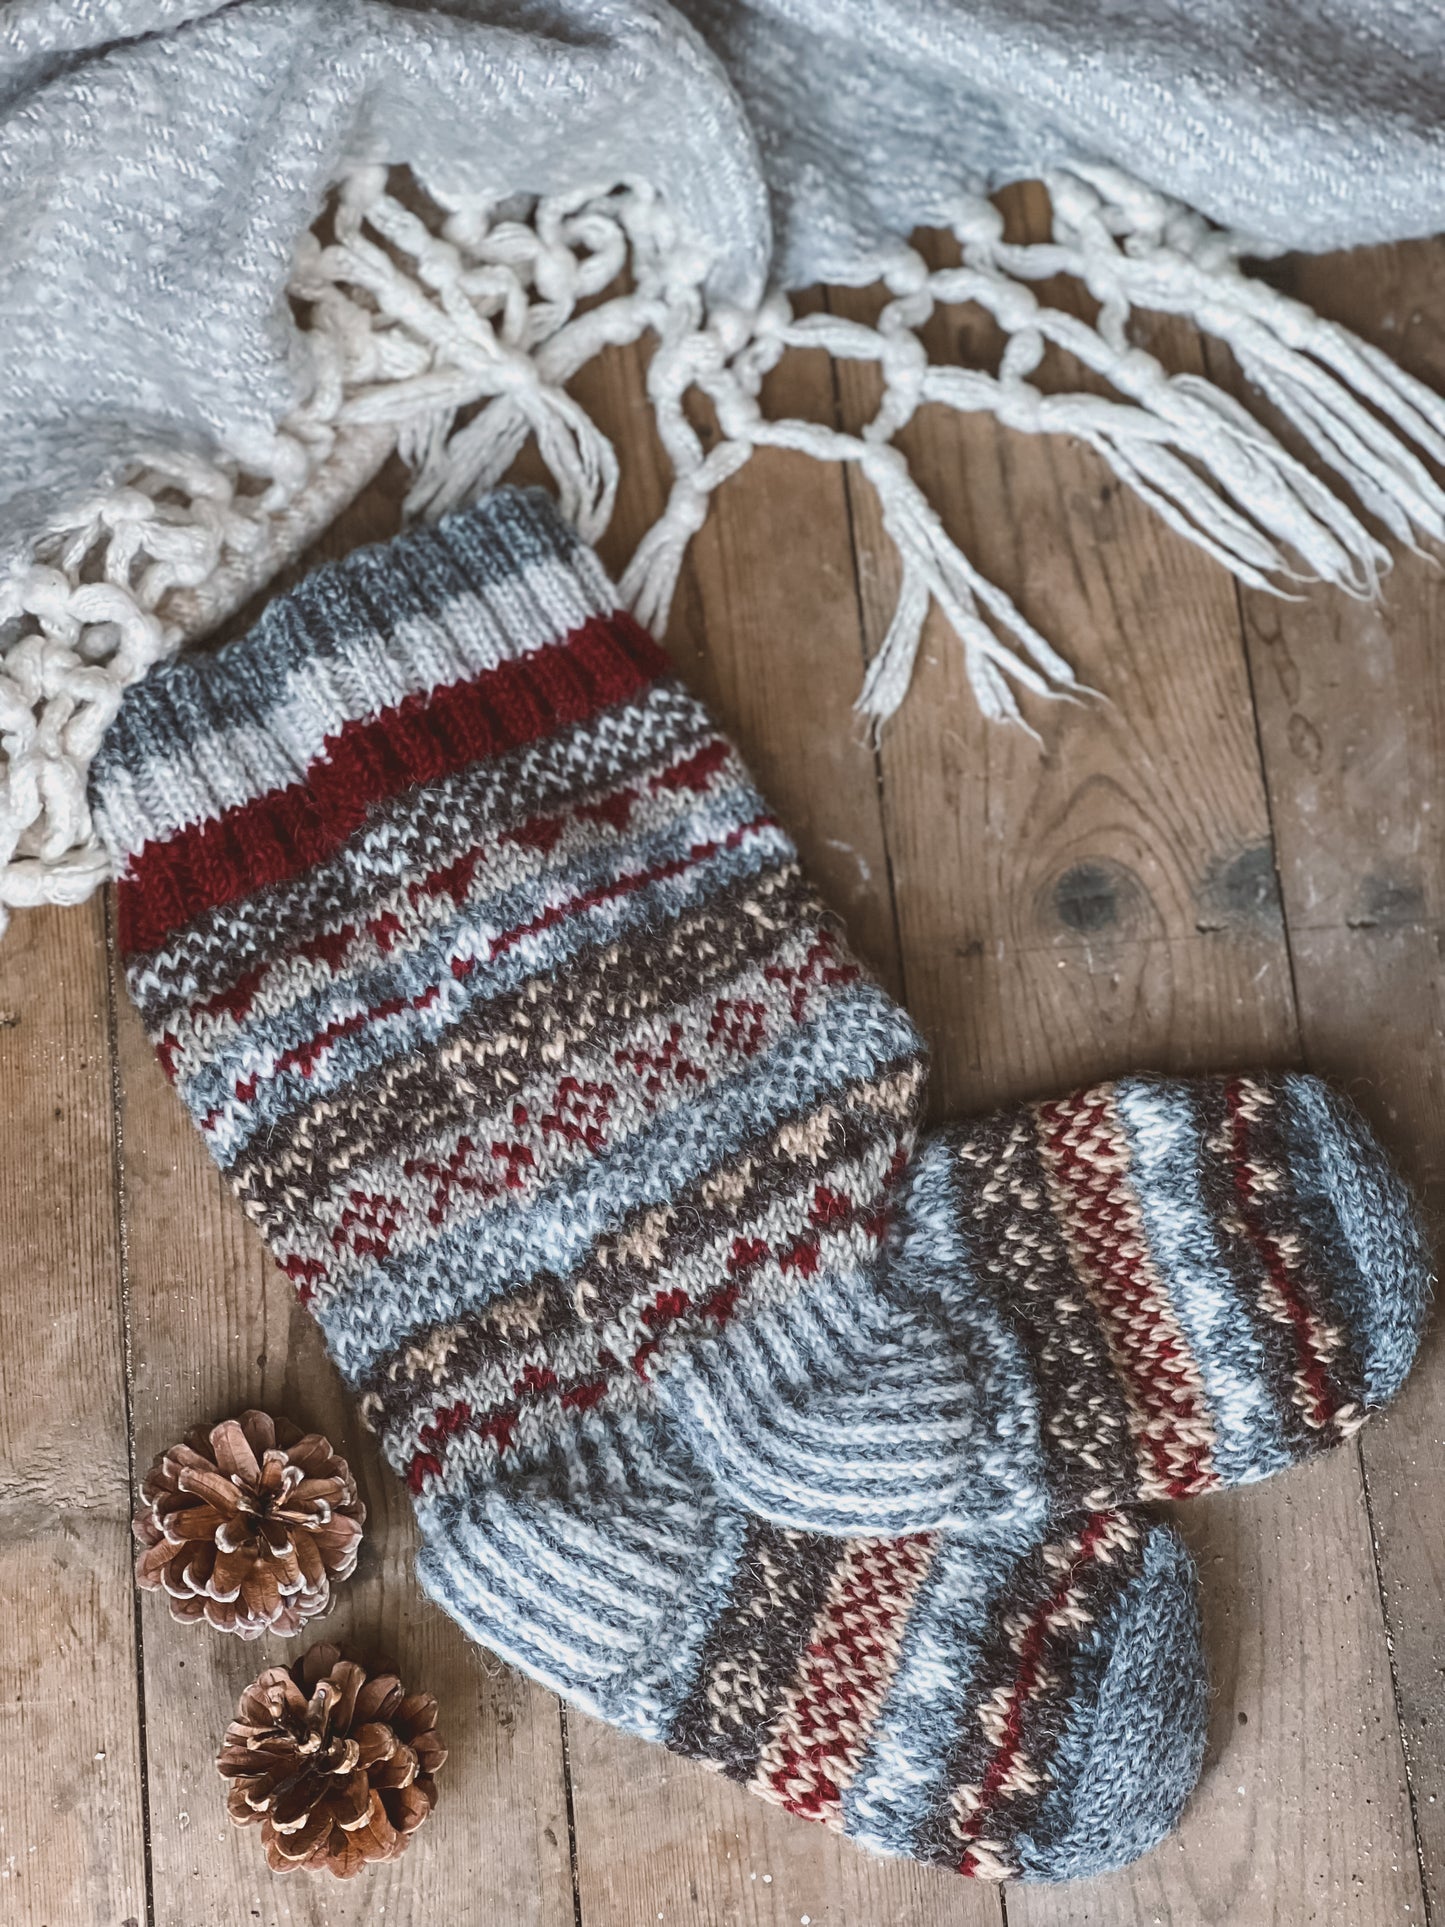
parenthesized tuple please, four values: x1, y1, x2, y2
(117, 612, 670, 955)
(758, 1535, 936, 1827)
(1040, 1092, 1215, 1498)
(202, 814, 778, 1139)
(956, 1511, 1116, 1877)
(1225, 1078, 1341, 1430)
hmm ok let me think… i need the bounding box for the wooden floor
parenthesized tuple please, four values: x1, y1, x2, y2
(4, 201, 1444, 1927)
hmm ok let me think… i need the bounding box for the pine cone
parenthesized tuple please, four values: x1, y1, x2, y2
(217, 1643, 446, 1877)
(133, 1410, 364, 1637)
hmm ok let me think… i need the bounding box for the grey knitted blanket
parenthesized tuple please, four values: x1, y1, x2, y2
(3, 0, 1444, 929)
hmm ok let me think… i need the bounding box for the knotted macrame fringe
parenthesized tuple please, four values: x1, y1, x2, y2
(3, 161, 1443, 932)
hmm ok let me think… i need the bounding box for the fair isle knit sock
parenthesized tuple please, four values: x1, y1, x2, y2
(662, 1069, 1433, 1534)
(89, 488, 1209, 1880)
(414, 1420, 1207, 1882)
(92, 487, 1428, 1555)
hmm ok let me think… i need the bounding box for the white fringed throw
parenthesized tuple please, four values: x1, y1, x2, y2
(3, 1, 1444, 930)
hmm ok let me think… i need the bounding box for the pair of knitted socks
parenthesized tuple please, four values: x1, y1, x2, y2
(94, 489, 1431, 1883)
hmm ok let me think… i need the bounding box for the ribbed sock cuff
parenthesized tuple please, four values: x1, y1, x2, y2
(91, 488, 667, 954)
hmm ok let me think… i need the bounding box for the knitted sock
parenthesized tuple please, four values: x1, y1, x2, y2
(415, 1419, 1207, 1882)
(662, 1068, 1433, 1533)
(93, 486, 1428, 1554)
(92, 488, 1209, 1879)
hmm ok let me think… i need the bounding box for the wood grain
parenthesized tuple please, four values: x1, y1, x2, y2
(0, 902, 148, 1926)
(106, 493, 578, 1927)
(1228, 235, 1445, 1916)
(568, 1716, 975, 1927)
(562, 333, 999, 1927)
(4, 206, 1441, 1927)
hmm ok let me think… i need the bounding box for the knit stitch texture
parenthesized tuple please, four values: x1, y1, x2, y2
(93, 491, 1431, 1539)
(13, 6, 1445, 929)
(661, 1070, 1433, 1536)
(417, 1424, 1207, 1881)
(92, 487, 1430, 1877)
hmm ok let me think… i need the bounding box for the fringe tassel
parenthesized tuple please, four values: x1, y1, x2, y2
(2, 162, 1443, 931)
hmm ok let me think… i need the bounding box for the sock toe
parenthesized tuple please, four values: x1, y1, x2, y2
(1011, 1518, 1208, 1882)
(1281, 1073, 1433, 1413)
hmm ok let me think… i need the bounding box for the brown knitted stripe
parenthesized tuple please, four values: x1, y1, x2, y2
(156, 721, 751, 1086)
(401, 1192, 907, 1489)
(1190, 1077, 1331, 1458)
(1223, 1075, 1362, 1438)
(271, 918, 867, 1293)
(1034, 1085, 1219, 1501)
(946, 1108, 1139, 1512)
(356, 1066, 905, 1423)
(748, 1534, 938, 1830)
(942, 1511, 1146, 1880)
(242, 921, 872, 1312)
(226, 857, 823, 1209)
(400, 1158, 912, 1493)
(127, 676, 718, 1025)
(667, 1521, 847, 1782)
(360, 1062, 924, 1454)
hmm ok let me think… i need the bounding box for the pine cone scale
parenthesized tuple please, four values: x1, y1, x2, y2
(370, 1746, 418, 1791)
(290, 1529, 326, 1590)
(391, 1781, 434, 1835)
(353, 1676, 403, 1725)
(352, 1722, 398, 1770)
(284, 1477, 346, 1512)
(175, 1464, 247, 1512)
(210, 1418, 263, 1482)
(162, 1504, 230, 1542)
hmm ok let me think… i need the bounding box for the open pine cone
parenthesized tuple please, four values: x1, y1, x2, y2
(133, 1410, 364, 1637)
(217, 1643, 445, 1876)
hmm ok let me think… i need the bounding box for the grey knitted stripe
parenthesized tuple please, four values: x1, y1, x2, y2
(1282, 1073, 1434, 1409)
(374, 1126, 908, 1473)
(204, 817, 796, 1169)
(125, 676, 721, 1024)
(92, 490, 611, 856)
(1114, 1078, 1292, 1487)
(225, 862, 823, 1233)
(174, 760, 777, 1135)
(311, 987, 918, 1382)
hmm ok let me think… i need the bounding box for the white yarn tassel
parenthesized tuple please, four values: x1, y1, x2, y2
(855, 443, 1082, 729)
(1038, 166, 1445, 565)
(401, 378, 620, 540)
(621, 477, 709, 634)
(3, 157, 1444, 935)
(618, 285, 771, 632)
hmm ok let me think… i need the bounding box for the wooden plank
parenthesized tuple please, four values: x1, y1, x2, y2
(826, 209, 1426, 1922)
(0, 900, 149, 1925)
(110, 500, 578, 1927)
(566, 1716, 976, 1927)
(558, 339, 996, 1927)
(1227, 233, 1445, 1911)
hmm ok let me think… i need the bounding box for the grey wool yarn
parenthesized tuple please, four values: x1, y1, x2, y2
(92, 489, 1431, 1879)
